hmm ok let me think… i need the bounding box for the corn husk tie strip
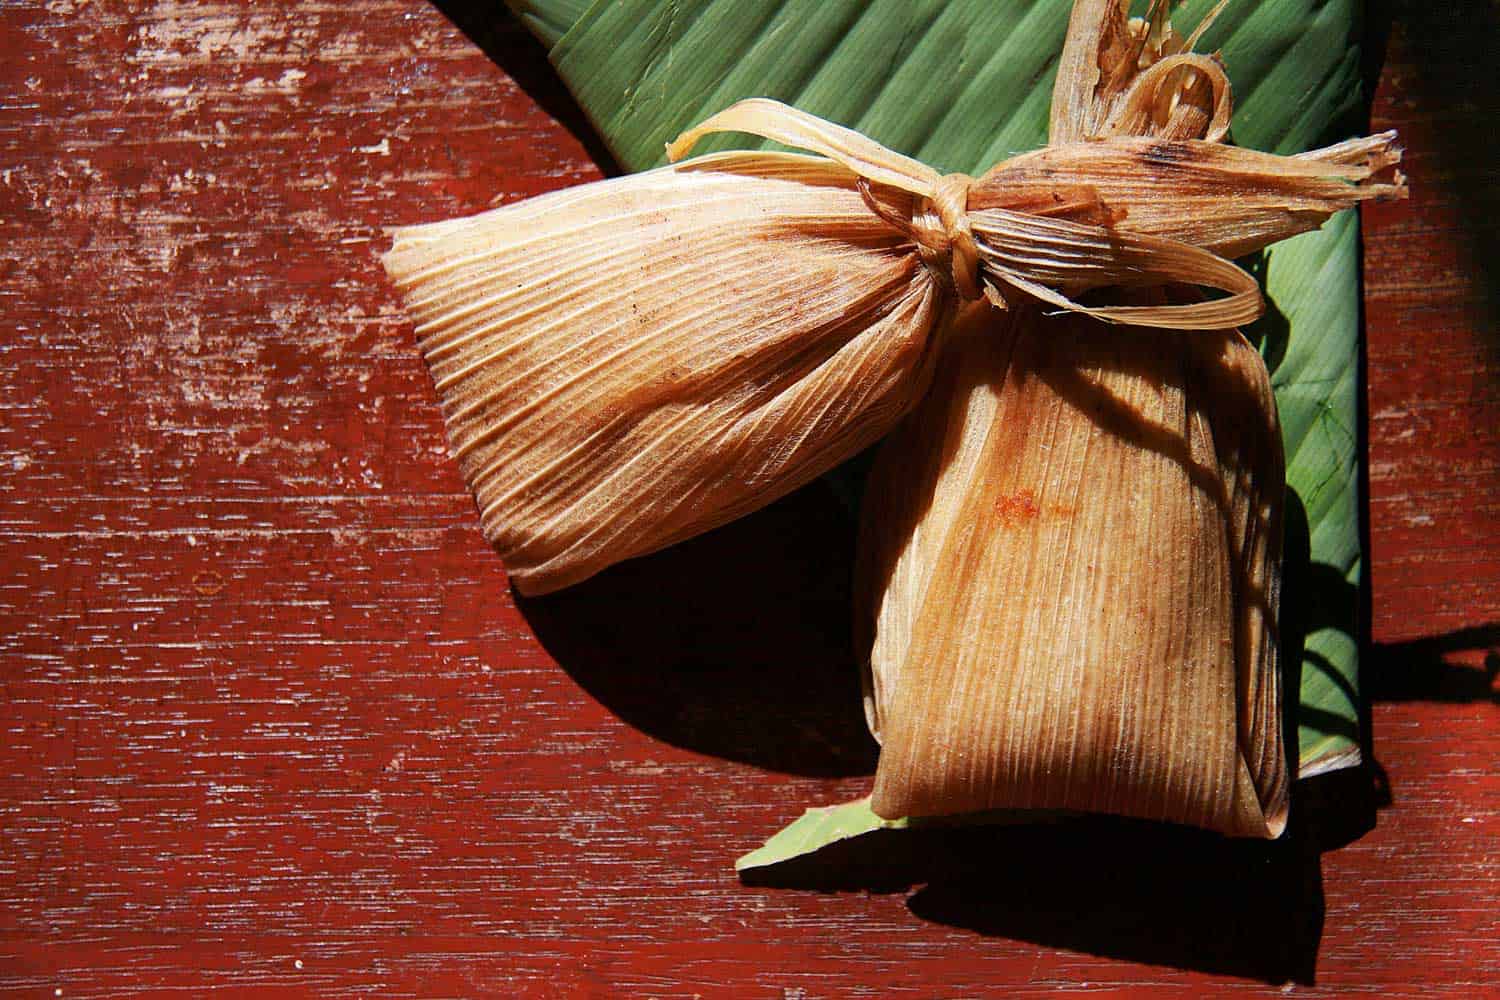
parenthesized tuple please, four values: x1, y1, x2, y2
(384, 88, 1400, 602)
(667, 98, 1402, 330)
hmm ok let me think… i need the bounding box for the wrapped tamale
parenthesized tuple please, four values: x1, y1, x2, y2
(382, 0, 1403, 839)
(384, 153, 944, 595)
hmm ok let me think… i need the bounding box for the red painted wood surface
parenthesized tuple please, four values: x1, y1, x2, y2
(1, 1, 1495, 995)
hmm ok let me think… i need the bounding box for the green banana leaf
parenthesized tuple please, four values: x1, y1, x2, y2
(736, 798, 910, 873)
(500, 0, 1370, 857)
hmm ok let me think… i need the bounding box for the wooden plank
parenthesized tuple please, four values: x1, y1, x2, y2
(1, 1, 1494, 995)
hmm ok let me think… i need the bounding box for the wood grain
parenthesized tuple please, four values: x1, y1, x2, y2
(1, 1, 1495, 995)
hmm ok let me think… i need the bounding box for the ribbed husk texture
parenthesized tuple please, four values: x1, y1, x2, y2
(386, 154, 940, 595)
(382, 0, 1404, 835)
(858, 297, 1288, 836)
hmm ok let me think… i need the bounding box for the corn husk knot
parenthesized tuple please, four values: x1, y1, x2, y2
(909, 174, 982, 301)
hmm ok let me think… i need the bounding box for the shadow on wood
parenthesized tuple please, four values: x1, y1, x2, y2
(741, 764, 1394, 985)
(515, 481, 879, 778)
(740, 814, 1327, 984)
(1368, 625, 1500, 703)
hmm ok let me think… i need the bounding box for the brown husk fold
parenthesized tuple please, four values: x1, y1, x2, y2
(1051, 0, 1233, 145)
(385, 153, 941, 595)
(857, 297, 1288, 837)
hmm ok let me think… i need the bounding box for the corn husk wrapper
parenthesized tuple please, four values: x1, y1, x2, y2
(859, 296, 1289, 836)
(384, 80, 1401, 599)
(854, 0, 1394, 837)
(386, 154, 941, 595)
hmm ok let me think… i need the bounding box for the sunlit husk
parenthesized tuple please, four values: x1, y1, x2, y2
(385, 153, 941, 595)
(975, 134, 1404, 262)
(672, 98, 1402, 327)
(858, 301, 1287, 837)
